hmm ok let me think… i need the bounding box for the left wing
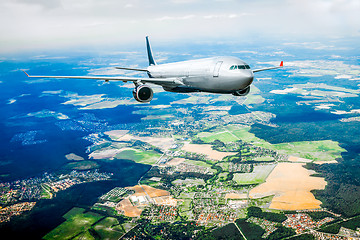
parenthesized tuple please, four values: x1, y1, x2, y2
(252, 61, 283, 73)
(23, 71, 183, 86)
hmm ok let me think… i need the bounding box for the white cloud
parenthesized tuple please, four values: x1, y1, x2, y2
(0, 0, 359, 53)
(155, 15, 195, 21)
(171, 0, 199, 3)
(124, 4, 133, 8)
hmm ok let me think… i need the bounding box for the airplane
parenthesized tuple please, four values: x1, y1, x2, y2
(24, 36, 283, 103)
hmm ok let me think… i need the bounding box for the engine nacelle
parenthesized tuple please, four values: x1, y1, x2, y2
(232, 86, 250, 96)
(133, 84, 153, 103)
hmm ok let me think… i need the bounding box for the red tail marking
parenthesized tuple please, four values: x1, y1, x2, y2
(280, 61, 283, 67)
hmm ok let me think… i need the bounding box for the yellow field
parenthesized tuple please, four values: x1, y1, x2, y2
(182, 142, 234, 161)
(224, 193, 247, 199)
(116, 199, 142, 217)
(117, 185, 177, 217)
(249, 162, 326, 210)
(127, 185, 170, 198)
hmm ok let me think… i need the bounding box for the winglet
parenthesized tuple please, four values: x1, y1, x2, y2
(280, 61, 283, 67)
(23, 70, 30, 77)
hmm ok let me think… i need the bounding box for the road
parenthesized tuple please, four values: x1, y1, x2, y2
(234, 222, 248, 240)
(137, 152, 166, 203)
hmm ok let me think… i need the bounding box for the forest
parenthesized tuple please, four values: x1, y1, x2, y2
(307, 161, 360, 217)
(247, 206, 287, 223)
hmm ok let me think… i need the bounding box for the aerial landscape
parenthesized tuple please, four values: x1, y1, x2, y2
(1, 0, 360, 239)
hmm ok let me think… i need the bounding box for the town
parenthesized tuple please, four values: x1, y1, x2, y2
(0, 170, 112, 223)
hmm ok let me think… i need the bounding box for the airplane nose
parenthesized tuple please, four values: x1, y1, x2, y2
(243, 71, 254, 86)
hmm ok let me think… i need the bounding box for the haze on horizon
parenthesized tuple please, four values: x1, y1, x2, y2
(0, 0, 359, 54)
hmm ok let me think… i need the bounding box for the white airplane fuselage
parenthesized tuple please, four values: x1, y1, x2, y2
(147, 56, 254, 94)
(24, 37, 282, 103)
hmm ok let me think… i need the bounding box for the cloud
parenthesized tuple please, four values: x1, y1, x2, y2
(14, 0, 62, 9)
(283, 42, 348, 50)
(155, 15, 195, 21)
(124, 3, 133, 8)
(0, 0, 359, 53)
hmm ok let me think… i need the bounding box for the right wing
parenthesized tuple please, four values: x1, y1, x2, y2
(23, 71, 183, 87)
(252, 61, 283, 73)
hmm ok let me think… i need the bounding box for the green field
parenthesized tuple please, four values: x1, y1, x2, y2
(43, 207, 104, 240)
(72, 230, 94, 240)
(271, 140, 346, 162)
(198, 125, 345, 162)
(64, 161, 99, 170)
(218, 172, 228, 181)
(184, 159, 213, 168)
(179, 198, 192, 212)
(253, 156, 274, 162)
(197, 125, 271, 147)
(198, 130, 238, 143)
(115, 148, 161, 165)
(41, 183, 52, 199)
(92, 217, 125, 239)
(233, 164, 276, 185)
(216, 162, 229, 171)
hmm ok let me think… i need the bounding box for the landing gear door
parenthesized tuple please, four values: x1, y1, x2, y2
(213, 61, 223, 77)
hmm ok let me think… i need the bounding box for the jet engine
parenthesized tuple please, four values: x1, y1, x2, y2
(133, 84, 153, 103)
(232, 86, 250, 96)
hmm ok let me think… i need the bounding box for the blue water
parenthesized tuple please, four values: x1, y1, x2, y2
(0, 59, 146, 181)
(0, 58, 152, 238)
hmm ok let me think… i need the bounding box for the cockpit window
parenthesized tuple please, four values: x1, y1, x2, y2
(229, 64, 251, 70)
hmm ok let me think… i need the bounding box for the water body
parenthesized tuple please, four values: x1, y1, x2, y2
(0, 95, 148, 237)
(0, 83, 144, 181)
(0, 160, 151, 239)
(0, 61, 150, 238)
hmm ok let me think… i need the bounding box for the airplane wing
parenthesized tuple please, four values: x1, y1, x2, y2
(115, 67, 148, 72)
(252, 61, 283, 73)
(23, 71, 183, 86)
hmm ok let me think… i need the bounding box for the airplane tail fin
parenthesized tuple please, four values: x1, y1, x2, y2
(146, 36, 156, 66)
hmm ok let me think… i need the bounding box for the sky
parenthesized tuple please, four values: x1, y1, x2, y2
(0, 0, 360, 53)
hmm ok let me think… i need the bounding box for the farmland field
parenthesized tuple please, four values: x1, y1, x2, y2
(233, 164, 276, 185)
